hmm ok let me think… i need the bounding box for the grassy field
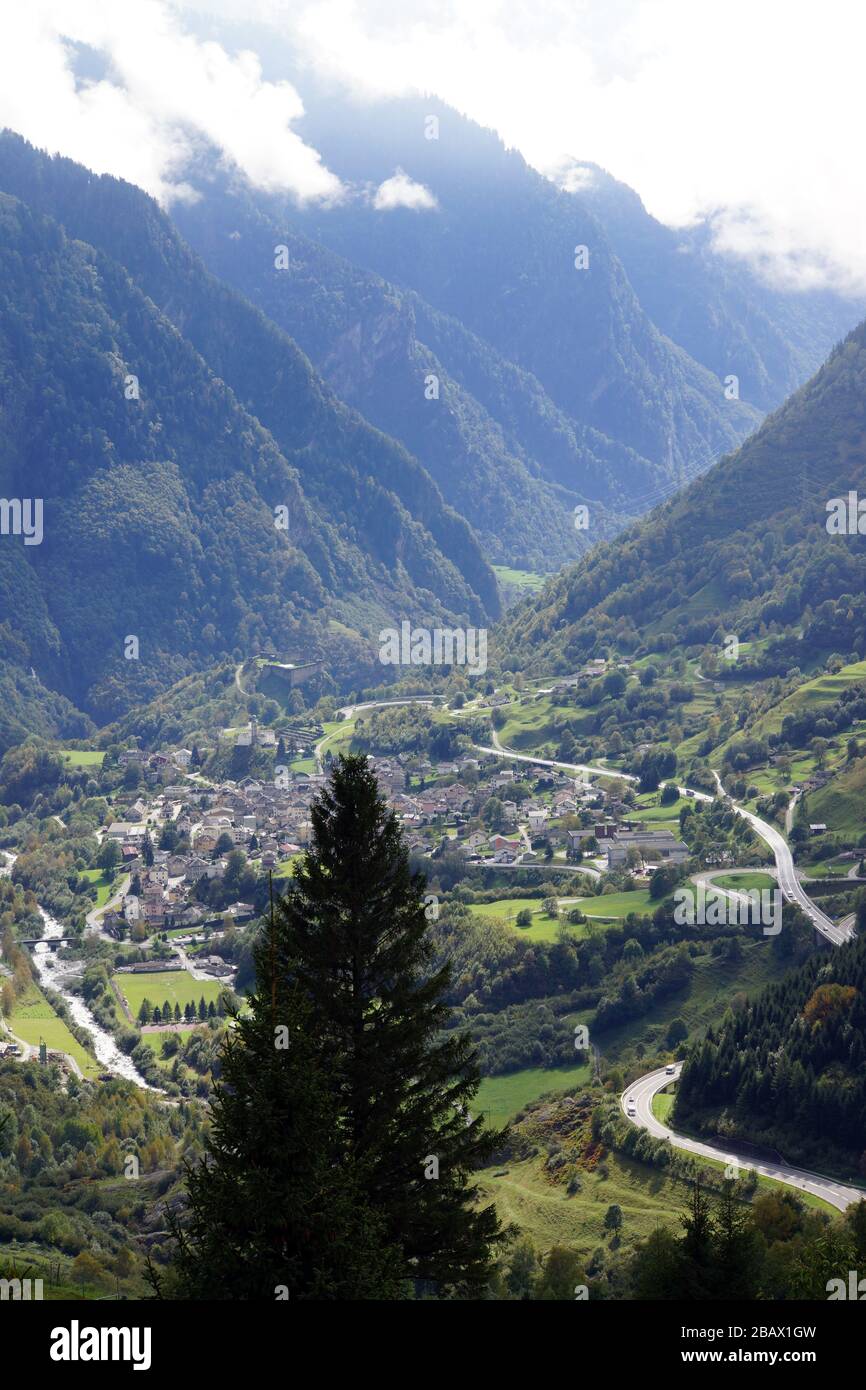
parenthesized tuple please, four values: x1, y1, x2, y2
(495, 695, 593, 751)
(479, 1092, 838, 1257)
(799, 855, 857, 878)
(572, 888, 656, 920)
(652, 1091, 675, 1124)
(476, 1063, 592, 1129)
(632, 794, 689, 833)
(315, 717, 356, 761)
(710, 872, 776, 892)
(477, 1147, 688, 1259)
(492, 565, 547, 593)
(117, 970, 224, 1017)
(80, 868, 116, 908)
(470, 897, 572, 943)
(6, 983, 100, 1078)
(469, 891, 655, 943)
(60, 749, 105, 767)
(287, 755, 316, 774)
(809, 757, 866, 836)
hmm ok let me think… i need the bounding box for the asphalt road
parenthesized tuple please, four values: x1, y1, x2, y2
(621, 1065, 865, 1212)
(711, 772, 853, 946)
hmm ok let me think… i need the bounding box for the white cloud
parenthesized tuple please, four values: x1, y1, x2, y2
(211, 0, 866, 295)
(5, 0, 866, 292)
(372, 169, 437, 211)
(0, 0, 342, 205)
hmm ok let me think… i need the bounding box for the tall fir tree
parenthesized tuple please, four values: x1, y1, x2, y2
(276, 753, 505, 1293)
(163, 918, 403, 1300)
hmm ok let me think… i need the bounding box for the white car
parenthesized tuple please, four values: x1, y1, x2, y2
(665, 1064, 676, 1075)
(626, 1105, 636, 1117)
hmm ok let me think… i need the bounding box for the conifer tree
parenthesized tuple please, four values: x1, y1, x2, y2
(163, 919, 403, 1300)
(276, 753, 505, 1294)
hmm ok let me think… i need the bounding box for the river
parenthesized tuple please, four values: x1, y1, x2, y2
(2, 849, 153, 1089)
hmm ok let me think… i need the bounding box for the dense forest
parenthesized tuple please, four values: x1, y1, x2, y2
(675, 926, 866, 1172)
(0, 134, 500, 737)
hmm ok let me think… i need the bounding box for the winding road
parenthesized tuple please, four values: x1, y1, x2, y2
(710, 771, 852, 946)
(479, 735, 862, 1210)
(477, 736, 852, 944)
(621, 1065, 864, 1212)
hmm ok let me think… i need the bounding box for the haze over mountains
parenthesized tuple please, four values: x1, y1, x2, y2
(0, 46, 863, 744)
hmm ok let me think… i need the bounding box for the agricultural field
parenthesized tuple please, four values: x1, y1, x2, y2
(6, 983, 100, 1078)
(116, 969, 224, 1018)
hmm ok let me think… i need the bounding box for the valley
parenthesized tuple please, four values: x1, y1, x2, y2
(2, 7, 866, 1313)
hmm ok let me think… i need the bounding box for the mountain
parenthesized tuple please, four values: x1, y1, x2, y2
(0, 134, 500, 731)
(171, 166, 640, 572)
(565, 160, 862, 412)
(237, 87, 763, 485)
(51, 28, 863, 580)
(495, 317, 866, 676)
(159, 20, 859, 566)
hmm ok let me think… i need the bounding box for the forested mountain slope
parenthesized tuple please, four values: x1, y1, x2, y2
(0, 136, 500, 731)
(572, 161, 862, 411)
(495, 320, 866, 674)
(172, 167, 641, 570)
(675, 930, 866, 1172)
(259, 90, 762, 482)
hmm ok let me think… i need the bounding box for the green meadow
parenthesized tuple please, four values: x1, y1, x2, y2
(476, 1062, 593, 1129)
(117, 969, 224, 1017)
(61, 749, 106, 767)
(6, 983, 100, 1078)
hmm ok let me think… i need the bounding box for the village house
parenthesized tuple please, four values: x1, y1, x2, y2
(490, 835, 522, 855)
(184, 857, 211, 883)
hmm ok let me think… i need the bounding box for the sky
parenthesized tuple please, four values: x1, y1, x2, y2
(1, 0, 864, 293)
